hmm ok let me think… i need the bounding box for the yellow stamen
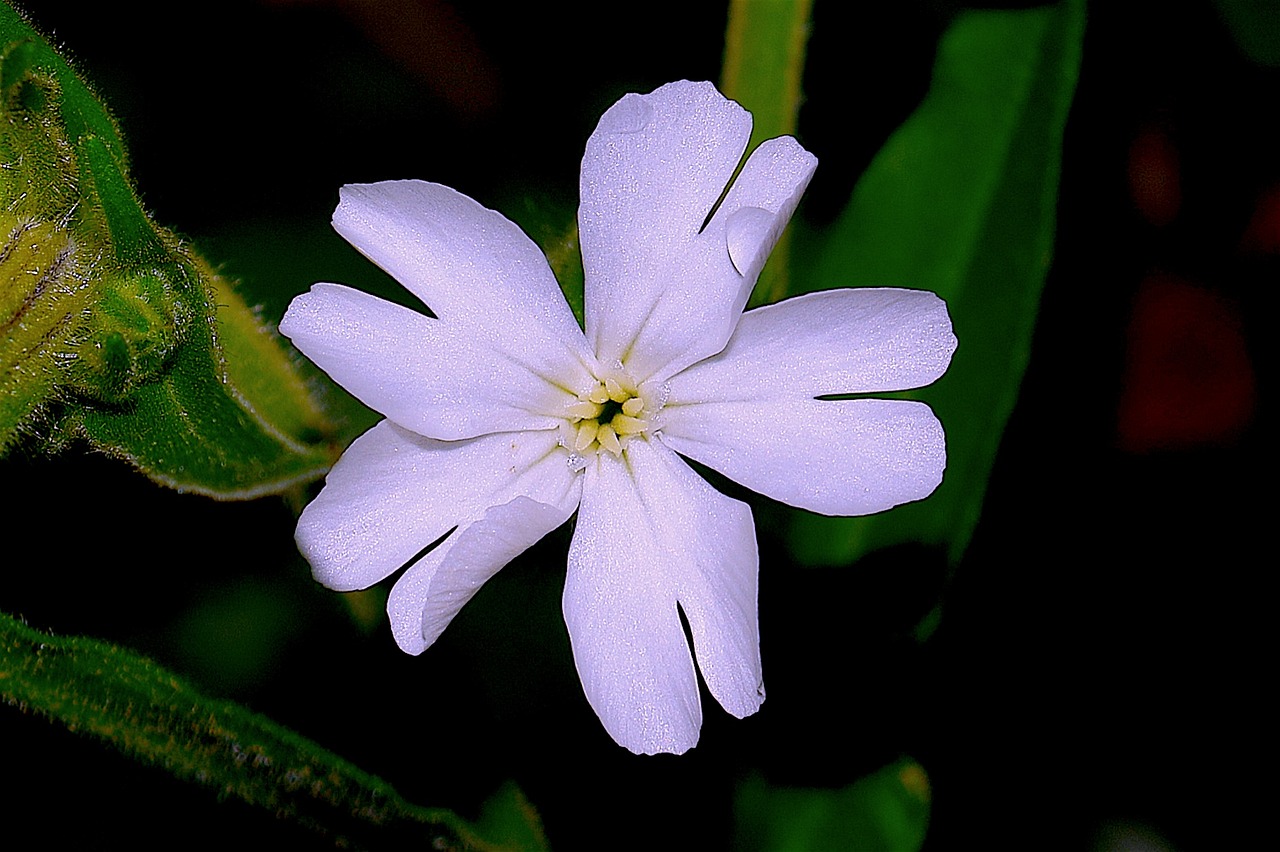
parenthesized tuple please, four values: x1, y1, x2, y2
(622, 397, 644, 417)
(605, 377, 628, 403)
(567, 400, 603, 420)
(611, 414, 647, 435)
(575, 420, 599, 451)
(597, 424, 621, 455)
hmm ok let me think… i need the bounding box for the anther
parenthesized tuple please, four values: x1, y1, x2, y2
(605, 377, 628, 402)
(575, 420, 599, 451)
(597, 424, 622, 455)
(611, 414, 646, 435)
(567, 400, 603, 420)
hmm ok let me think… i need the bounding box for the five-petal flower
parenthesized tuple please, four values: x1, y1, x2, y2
(280, 80, 957, 755)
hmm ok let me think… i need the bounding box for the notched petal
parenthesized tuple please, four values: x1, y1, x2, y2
(564, 440, 762, 754)
(330, 180, 590, 360)
(580, 81, 754, 378)
(297, 423, 572, 593)
(388, 496, 578, 655)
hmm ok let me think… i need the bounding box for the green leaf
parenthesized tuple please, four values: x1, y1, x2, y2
(734, 758, 931, 852)
(720, 0, 813, 307)
(0, 3, 334, 494)
(0, 609, 521, 851)
(789, 0, 1085, 564)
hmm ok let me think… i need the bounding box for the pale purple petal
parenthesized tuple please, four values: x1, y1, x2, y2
(296, 422, 574, 592)
(580, 81, 816, 384)
(387, 494, 579, 655)
(564, 438, 761, 755)
(665, 288, 957, 402)
(659, 398, 945, 516)
(715, 136, 818, 283)
(280, 283, 590, 440)
(331, 180, 593, 369)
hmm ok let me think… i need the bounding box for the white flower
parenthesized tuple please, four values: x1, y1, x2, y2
(279, 80, 956, 755)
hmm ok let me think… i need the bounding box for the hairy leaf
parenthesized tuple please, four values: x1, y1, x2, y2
(0, 610, 543, 851)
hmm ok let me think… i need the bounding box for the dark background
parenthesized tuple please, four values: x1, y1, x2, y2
(3, 1, 1268, 849)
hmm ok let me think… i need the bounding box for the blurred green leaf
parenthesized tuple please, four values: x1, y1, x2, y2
(0, 609, 523, 851)
(722, 0, 812, 154)
(0, 3, 334, 494)
(506, 195, 585, 330)
(789, 0, 1085, 564)
(475, 781, 551, 852)
(735, 758, 931, 852)
(721, 0, 813, 306)
(1213, 0, 1280, 66)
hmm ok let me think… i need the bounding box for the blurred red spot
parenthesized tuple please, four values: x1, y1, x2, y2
(1117, 275, 1255, 451)
(1128, 123, 1181, 228)
(1240, 182, 1280, 254)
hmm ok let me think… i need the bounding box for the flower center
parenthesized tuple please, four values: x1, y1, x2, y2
(560, 371, 650, 469)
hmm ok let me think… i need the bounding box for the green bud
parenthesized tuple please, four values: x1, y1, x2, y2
(2, 4, 333, 493)
(72, 263, 194, 402)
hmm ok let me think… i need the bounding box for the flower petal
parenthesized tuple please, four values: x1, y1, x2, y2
(717, 136, 818, 282)
(281, 283, 587, 440)
(296, 421, 575, 592)
(580, 81, 817, 383)
(665, 288, 957, 402)
(659, 398, 946, 516)
(387, 494, 579, 656)
(564, 438, 760, 755)
(330, 179, 592, 367)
